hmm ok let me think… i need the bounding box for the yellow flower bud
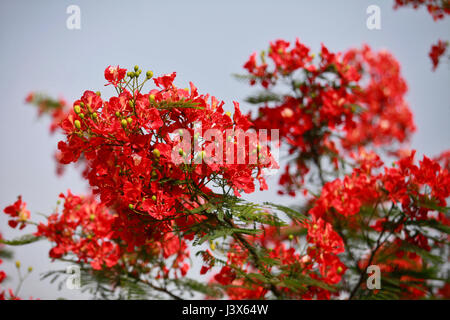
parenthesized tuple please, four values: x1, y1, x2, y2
(73, 105, 81, 114)
(152, 149, 160, 158)
(74, 120, 81, 129)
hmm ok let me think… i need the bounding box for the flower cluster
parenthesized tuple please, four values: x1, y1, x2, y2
(54, 67, 275, 252)
(3, 196, 30, 230)
(35, 191, 120, 270)
(429, 39, 448, 71)
(394, 0, 450, 21)
(242, 39, 414, 194)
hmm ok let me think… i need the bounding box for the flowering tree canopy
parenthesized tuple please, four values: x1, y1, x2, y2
(1, 2, 449, 301)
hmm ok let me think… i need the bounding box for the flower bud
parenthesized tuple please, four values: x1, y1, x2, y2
(151, 195, 157, 202)
(89, 214, 95, 221)
(121, 119, 128, 128)
(92, 112, 98, 119)
(80, 102, 85, 107)
(27, 266, 33, 273)
(134, 65, 139, 72)
(288, 234, 294, 240)
(73, 105, 81, 114)
(79, 113, 85, 119)
(149, 94, 156, 103)
(115, 111, 121, 117)
(153, 148, 160, 158)
(127, 117, 132, 124)
(15, 261, 21, 269)
(128, 204, 134, 210)
(337, 266, 343, 273)
(74, 120, 81, 129)
(95, 91, 101, 97)
(146, 70, 153, 79)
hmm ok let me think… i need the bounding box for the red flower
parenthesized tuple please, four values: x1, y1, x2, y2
(104, 65, 126, 87)
(429, 39, 448, 71)
(3, 196, 30, 229)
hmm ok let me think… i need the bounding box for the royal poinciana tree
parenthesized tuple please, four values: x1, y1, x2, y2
(0, 37, 448, 300)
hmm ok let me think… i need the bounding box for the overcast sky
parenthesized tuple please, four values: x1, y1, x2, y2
(0, 0, 449, 299)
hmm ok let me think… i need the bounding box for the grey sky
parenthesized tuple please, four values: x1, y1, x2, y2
(0, 0, 449, 299)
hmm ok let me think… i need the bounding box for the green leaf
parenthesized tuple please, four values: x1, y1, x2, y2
(0, 234, 43, 246)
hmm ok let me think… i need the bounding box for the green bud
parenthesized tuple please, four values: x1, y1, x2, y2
(128, 100, 134, 108)
(121, 119, 128, 128)
(149, 94, 155, 103)
(179, 148, 184, 156)
(89, 214, 95, 221)
(127, 117, 132, 124)
(15, 261, 21, 269)
(146, 70, 154, 79)
(151, 195, 157, 202)
(288, 234, 294, 240)
(337, 266, 343, 273)
(95, 91, 101, 97)
(134, 65, 139, 72)
(73, 105, 81, 114)
(128, 204, 134, 210)
(80, 102, 85, 107)
(79, 113, 85, 119)
(92, 112, 98, 119)
(115, 111, 121, 117)
(27, 266, 33, 273)
(153, 148, 160, 158)
(74, 120, 81, 129)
